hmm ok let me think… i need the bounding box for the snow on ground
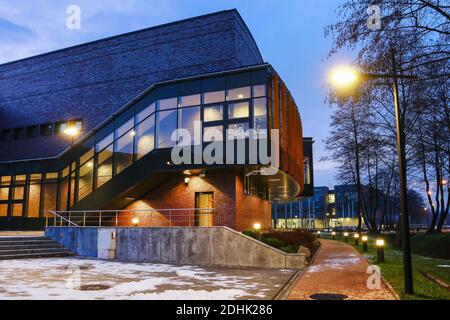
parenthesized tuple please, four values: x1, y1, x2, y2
(307, 253, 362, 273)
(0, 258, 294, 300)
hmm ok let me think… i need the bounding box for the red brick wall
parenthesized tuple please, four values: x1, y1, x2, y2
(235, 175, 271, 231)
(122, 171, 271, 231)
(123, 171, 237, 229)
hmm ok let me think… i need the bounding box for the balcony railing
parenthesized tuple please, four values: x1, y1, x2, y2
(46, 208, 215, 228)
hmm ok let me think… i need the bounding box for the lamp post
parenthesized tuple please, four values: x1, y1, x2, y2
(362, 235, 368, 252)
(329, 54, 416, 295)
(376, 239, 385, 263)
(63, 126, 80, 148)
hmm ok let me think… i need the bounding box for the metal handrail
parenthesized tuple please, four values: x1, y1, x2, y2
(45, 208, 215, 228)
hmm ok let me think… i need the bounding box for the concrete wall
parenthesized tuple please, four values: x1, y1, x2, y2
(45, 226, 306, 270)
(45, 227, 98, 257)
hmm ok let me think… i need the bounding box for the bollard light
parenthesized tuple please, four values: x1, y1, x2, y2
(317, 231, 321, 238)
(354, 233, 360, 246)
(362, 235, 368, 252)
(344, 232, 349, 242)
(331, 231, 336, 240)
(376, 239, 385, 263)
(253, 223, 261, 231)
(131, 218, 139, 227)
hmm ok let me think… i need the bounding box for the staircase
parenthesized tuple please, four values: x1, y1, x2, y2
(0, 237, 75, 260)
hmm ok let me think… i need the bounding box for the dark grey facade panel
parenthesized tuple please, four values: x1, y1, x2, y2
(0, 10, 263, 162)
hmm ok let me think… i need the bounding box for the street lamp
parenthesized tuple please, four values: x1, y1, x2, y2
(63, 126, 80, 147)
(329, 54, 417, 294)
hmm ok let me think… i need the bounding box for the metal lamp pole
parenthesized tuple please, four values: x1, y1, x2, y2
(359, 54, 416, 295)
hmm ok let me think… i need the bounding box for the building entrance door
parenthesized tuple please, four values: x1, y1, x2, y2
(195, 192, 214, 227)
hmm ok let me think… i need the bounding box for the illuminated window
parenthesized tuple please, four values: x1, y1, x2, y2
(78, 160, 94, 200)
(253, 84, 266, 98)
(204, 105, 223, 122)
(136, 114, 155, 159)
(204, 126, 224, 142)
(227, 87, 250, 101)
(12, 203, 23, 217)
(0, 204, 7, 217)
(228, 102, 249, 119)
(228, 123, 249, 139)
(114, 129, 134, 174)
(0, 187, 9, 201)
(178, 106, 200, 145)
(253, 98, 267, 137)
(97, 144, 113, 187)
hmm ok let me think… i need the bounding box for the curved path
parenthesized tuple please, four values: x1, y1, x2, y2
(288, 240, 397, 300)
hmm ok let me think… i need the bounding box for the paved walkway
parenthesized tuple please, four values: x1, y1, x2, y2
(288, 240, 397, 300)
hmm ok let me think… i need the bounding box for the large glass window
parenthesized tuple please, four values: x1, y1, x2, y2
(97, 144, 113, 187)
(43, 183, 57, 212)
(228, 102, 249, 119)
(228, 123, 249, 139)
(204, 105, 223, 122)
(253, 98, 268, 137)
(13, 186, 24, 200)
(253, 84, 266, 98)
(115, 119, 134, 138)
(204, 90, 225, 104)
(180, 94, 200, 108)
(0, 204, 7, 217)
(228, 87, 251, 101)
(114, 129, 134, 174)
(178, 106, 200, 145)
(158, 97, 178, 111)
(156, 109, 177, 149)
(78, 160, 94, 200)
(0, 187, 9, 201)
(96, 133, 114, 152)
(204, 126, 224, 142)
(136, 103, 155, 123)
(59, 177, 69, 211)
(28, 175, 41, 218)
(12, 204, 23, 217)
(28, 184, 41, 217)
(136, 114, 155, 159)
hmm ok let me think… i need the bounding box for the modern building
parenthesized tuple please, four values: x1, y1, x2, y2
(272, 184, 401, 230)
(0, 10, 311, 231)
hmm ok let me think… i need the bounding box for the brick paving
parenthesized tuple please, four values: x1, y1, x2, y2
(288, 240, 397, 300)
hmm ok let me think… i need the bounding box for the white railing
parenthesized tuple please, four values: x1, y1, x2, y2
(46, 208, 215, 228)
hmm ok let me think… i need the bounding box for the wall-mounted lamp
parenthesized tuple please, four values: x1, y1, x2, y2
(131, 218, 139, 227)
(184, 177, 190, 185)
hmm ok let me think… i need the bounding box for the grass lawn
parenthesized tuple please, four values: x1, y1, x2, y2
(322, 233, 450, 300)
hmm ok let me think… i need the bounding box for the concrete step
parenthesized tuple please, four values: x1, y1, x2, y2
(0, 236, 49, 242)
(0, 248, 71, 256)
(0, 251, 75, 260)
(0, 236, 75, 260)
(0, 243, 65, 250)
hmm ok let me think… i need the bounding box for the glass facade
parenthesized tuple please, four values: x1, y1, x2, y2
(0, 75, 268, 218)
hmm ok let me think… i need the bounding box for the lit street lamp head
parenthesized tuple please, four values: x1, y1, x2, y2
(63, 126, 79, 137)
(330, 66, 359, 88)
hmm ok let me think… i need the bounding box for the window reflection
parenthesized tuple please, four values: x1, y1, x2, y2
(96, 133, 114, 152)
(228, 87, 250, 101)
(228, 102, 249, 119)
(180, 94, 200, 108)
(156, 109, 177, 148)
(158, 97, 178, 110)
(204, 126, 224, 142)
(97, 144, 113, 187)
(115, 119, 134, 138)
(204, 91, 225, 104)
(204, 105, 223, 122)
(136, 114, 155, 159)
(228, 123, 249, 139)
(179, 106, 200, 145)
(253, 98, 268, 138)
(136, 103, 155, 123)
(78, 160, 94, 200)
(114, 129, 134, 174)
(253, 85, 266, 98)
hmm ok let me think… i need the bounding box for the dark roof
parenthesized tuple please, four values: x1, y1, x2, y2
(0, 9, 263, 162)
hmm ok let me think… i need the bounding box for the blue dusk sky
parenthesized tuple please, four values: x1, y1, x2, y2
(0, 0, 356, 188)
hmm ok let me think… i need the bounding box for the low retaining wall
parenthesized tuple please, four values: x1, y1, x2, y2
(45, 227, 306, 270)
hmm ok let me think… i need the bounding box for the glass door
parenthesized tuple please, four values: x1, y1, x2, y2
(195, 192, 214, 227)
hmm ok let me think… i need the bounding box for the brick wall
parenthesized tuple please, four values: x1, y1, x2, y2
(0, 10, 263, 162)
(121, 170, 271, 231)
